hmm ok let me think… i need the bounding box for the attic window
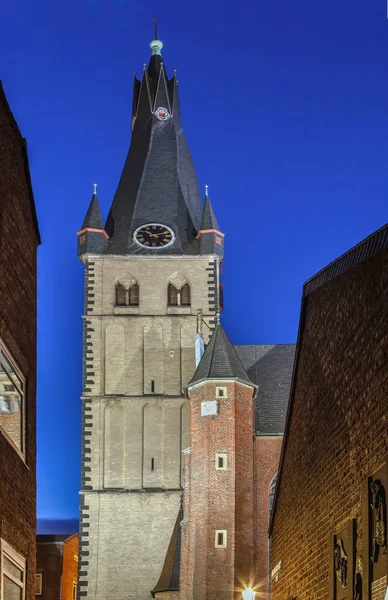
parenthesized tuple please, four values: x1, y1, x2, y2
(216, 387, 227, 398)
(215, 530, 227, 548)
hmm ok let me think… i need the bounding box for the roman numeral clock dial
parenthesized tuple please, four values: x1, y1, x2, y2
(134, 224, 174, 249)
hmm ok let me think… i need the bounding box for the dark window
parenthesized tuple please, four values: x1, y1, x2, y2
(218, 456, 224, 469)
(151, 458, 154, 471)
(217, 532, 224, 546)
(168, 283, 178, 306)
(151, 380, 155, 393)
(269, 474, 278, 515)
(116, 283, 127, 306)
(181, 284, 191, 306)
(129, 283, 139, 306)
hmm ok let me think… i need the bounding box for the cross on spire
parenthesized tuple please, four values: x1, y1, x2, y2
(153, 17, 159, 40)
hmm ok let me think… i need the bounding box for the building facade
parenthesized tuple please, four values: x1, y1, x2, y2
(270, 225, 388, 600)
(77, 36, 294, 600)
(0, 82, 40, 600)
(36, 534, 79, 600)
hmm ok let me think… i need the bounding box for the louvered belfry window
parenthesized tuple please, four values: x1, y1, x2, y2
(116, 282, 139, 306)
(168, 283, 178, 306)
(129, 283, 139, 306)
(116, 283, 127, 306)
(180, 284, 191, 306)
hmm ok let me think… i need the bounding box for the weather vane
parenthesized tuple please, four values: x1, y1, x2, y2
(152, 17, 159, 40)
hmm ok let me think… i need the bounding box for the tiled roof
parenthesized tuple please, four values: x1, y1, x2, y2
(104, 43, 203, 256)
(188, 323, 254, 388)
(234, 344, 295, 435)
(200, 194, 220, 231)
(81, 193, 104, 230)
(151, 503, 182, 596)
(304, 223, 388, 296)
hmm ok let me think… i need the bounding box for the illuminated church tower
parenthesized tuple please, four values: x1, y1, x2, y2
(76, 34, 224, 600)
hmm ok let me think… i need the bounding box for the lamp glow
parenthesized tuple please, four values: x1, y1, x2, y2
(242, 589, 256, 600)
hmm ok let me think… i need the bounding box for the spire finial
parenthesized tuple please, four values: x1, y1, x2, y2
(152, 17, 159, 40)
(93, 183, 98, 195)
(150, 18, 163, 56)
(215, 311, 221, 324)
(205, 184, 209, 196)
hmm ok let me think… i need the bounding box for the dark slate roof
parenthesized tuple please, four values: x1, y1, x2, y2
(0, 81, 40, 244)
(104, 40, 203, 255)
(200, 194, 220, 231)
(304, 223, 388, 296)
(188, 323, 254, 388)
(81, 193, 104, 229)
(234, 345, 295, 435)
(151, 503, 182, 596)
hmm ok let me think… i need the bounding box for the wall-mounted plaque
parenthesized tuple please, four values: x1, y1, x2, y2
(362, 463, 388, 600)
(329, 520, 356, 600)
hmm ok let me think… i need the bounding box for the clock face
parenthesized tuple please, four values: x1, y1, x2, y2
(134, 223, 174, 249)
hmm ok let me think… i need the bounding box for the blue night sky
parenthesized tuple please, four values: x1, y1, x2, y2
(1, 0, 387, 522)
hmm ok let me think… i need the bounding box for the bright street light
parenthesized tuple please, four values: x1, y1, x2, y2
(242, 589, 256, 600)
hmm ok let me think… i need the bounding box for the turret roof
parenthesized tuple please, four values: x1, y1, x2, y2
(188, 321, 254, 388)
(81, 192, 104, 230)
(200, 193, 220, 231)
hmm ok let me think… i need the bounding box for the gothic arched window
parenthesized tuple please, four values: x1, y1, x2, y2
(180, 284, 191, 306)
(129, 283, 139, 306)
(116, 283, 127, 306)
(168, 283, 178, 306)
(115, 281, 139, 307)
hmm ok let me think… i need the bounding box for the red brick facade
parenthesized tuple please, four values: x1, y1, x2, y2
(254, 436, 282, 592)
(62, 535, 79, 600)
(270, 242, 388, 600)
(0, 82, 39, 600)
(181, 380, 256, 600)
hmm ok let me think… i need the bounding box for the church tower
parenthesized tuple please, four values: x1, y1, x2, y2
(76, 35, 223, 600)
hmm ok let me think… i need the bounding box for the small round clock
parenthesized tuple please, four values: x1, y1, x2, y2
(134, 223, 174, 249)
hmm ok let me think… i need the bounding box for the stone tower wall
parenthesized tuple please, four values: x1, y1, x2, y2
(78, 253, 220, 600)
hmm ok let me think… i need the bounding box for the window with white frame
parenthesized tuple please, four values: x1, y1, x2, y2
(215, 453, 227, 470)
(34, 573, 43, 595)
(214, 530, 227, 548)
(216, 387, 227, 399)
(0, 340, 25, 456)
(1, 539, 26, 600)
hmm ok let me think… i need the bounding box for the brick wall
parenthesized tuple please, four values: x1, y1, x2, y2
(253, 436, 282, 593)
(36, 541, 64, 600)
(0, 83, 39, 600)
(181, 380, 256, 600)
(62, 535, 78, 600)
(271, 246, 388, 600)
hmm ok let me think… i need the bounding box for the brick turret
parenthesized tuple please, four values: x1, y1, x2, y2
(181, 322, 257, 600)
